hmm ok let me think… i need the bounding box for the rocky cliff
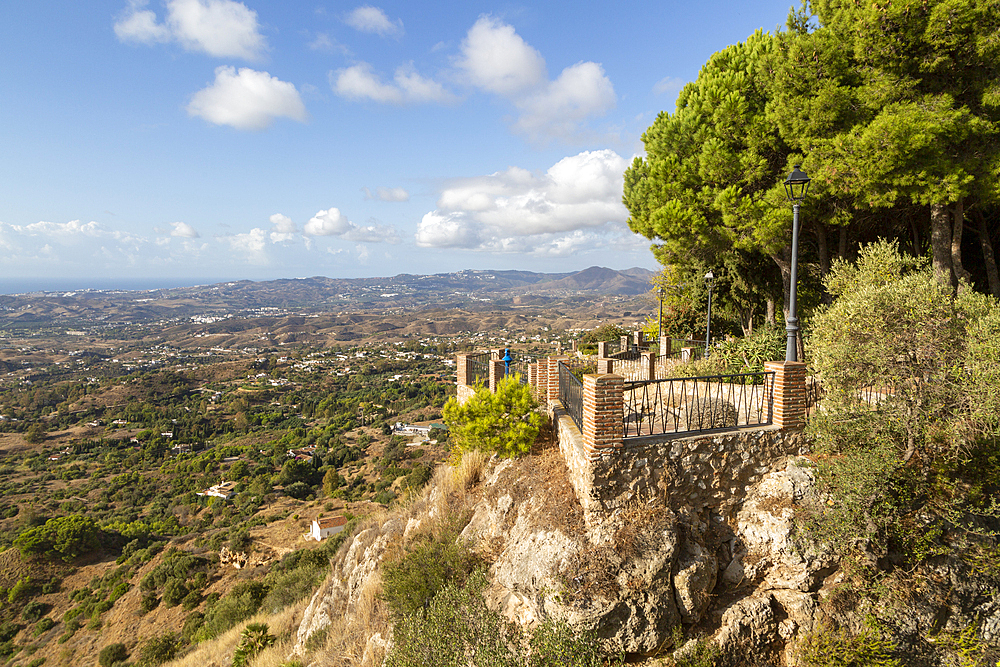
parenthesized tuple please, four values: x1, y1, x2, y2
(291, 439, 1000, 666)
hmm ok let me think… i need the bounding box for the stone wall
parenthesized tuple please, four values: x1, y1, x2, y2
(553, 413, 805, 529)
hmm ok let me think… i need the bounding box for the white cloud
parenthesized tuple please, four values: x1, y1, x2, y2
(455, 16, 546, 96)
(114, 1, 171, 43)
(14, 219, 105, 238)
(114, 0, 267, 60)
(415, 149, 629, 253)
(303, 208, 400, 243)
(187, 66, 308, 130)
(268, 213, 297, 242)
(220, 228, 268, 264)
(362, 186, 410, 202)
(309, 33, 349, 54)
(454, 17, 615, 142)
(331, 63, 454, 104)
(344, 6, 403, 37)
(170, 221, 200, 238)
(513, 62, 616, 142)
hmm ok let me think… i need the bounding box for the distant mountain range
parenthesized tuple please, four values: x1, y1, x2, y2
(0, 267, 657, 324)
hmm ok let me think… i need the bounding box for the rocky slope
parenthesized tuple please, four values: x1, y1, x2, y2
(292, 443, 1000, 666)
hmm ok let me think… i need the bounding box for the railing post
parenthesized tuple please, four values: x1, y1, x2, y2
(598, 341, 609, 358)
(548, 356, 569, 403)
(659, 335, 671, 356)
(764, 361, 807, 429)
(641, 351, 656, 381)
(597, 357, 615, 374)
(583, 373, 624, 458)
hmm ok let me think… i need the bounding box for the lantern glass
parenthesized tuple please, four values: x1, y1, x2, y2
(783, 164, 811, 202)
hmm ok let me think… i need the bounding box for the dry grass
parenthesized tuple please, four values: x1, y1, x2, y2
(166, 600, 306, 667)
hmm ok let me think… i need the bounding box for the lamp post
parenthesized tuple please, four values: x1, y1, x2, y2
(502, 346, 512, 377)
(704, 270, 714, 358)
(782, 164, 811, 362)
(657, 285, 665, 341)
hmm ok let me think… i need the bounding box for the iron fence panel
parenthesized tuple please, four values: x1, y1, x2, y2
(622, 371, 774, 438)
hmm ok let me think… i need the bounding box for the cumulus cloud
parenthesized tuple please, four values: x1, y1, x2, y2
(114, 0, 267, 60)
(513, 62, 616, 142)
(455, 16, 546, 95)
(303, 208, 400, 243)
(268, 213, 297, 243)
(415, 149, 630, 254)
(455, 17, 615, 142)
(362, 186, 409, 202)
(170, 221, 200, 238)
(187, 66, 308, 130)
(331, 63, 454, 104)
(220, 228, 268, 264)
(344, 6, 402, 37)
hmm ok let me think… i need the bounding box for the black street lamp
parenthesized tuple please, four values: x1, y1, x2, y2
(704, 270, 714, 358)
(783, 164, 811, 362)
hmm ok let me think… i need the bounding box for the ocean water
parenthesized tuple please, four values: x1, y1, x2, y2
(0, 277, 230, 296)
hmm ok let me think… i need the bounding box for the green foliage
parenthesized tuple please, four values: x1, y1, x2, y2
(712, 324, 785, 375)
(14, 514, 102, 562)
(795, 623, 901, 667)
(381, 519, 480, 619)
(806, 242, 1000, 569)
(196, 581, 267, 641)
(385, 569, 624, 667)
(138, 632, 180, 666)
(99, 642, 129, 667)
(20, 601, 50, 623)
(442, 376, 544, 458)
(527, 618, 624, 667)
(232, 623, 276, 667)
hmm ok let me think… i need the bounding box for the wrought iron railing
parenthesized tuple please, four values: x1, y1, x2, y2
(559, 361, 584, 430)
(622, 371, 775, 438)
(467, 352, 490, 386)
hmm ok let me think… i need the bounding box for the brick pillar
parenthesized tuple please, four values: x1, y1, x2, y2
(634, 331, 645, 347)
(764, 361, 807, 429)
(456, 353, 471, 386)
(571, 340, 578, 352)
(547, 356, 568, 403)
(681, 347, 694, 362)
(597, 357, 615, 374)
(659, 335, 671, 356)
(536, 360, 549, 403)
(583, 373, 624, 458)
(620, 335, 630, 352)
(489, 359, 506, 393)
(641, 351, 656, 380)
(597, 341, 609, 357)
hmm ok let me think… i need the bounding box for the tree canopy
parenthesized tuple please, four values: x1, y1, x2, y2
(625, 0, 1000, 307)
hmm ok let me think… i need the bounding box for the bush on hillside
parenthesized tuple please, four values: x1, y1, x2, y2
(99, 642, 129, 667)
(442, 376, 544, 458)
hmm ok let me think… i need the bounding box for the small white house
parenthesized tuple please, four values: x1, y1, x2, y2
(198, 481, 237, 500)
(310, 516, 348, 541)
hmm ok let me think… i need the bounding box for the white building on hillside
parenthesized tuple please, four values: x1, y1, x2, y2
(310, 516, 348, 541)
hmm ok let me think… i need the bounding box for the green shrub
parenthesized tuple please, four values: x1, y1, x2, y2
(381, 520, 480, 619)
(231, 623, 276, 667)
(528, 618, 624, 666)
(21, 600, 50, 623)
(442, 376, 544, 458)
(138, 632, 180, 666)
(196, 581, 267, 640)
(796, 623, 901, 667)
(33, 618, 56, 636)
(99, 642, 128, 667)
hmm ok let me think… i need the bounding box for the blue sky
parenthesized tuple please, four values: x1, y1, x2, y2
(0, 0, 795, 290)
